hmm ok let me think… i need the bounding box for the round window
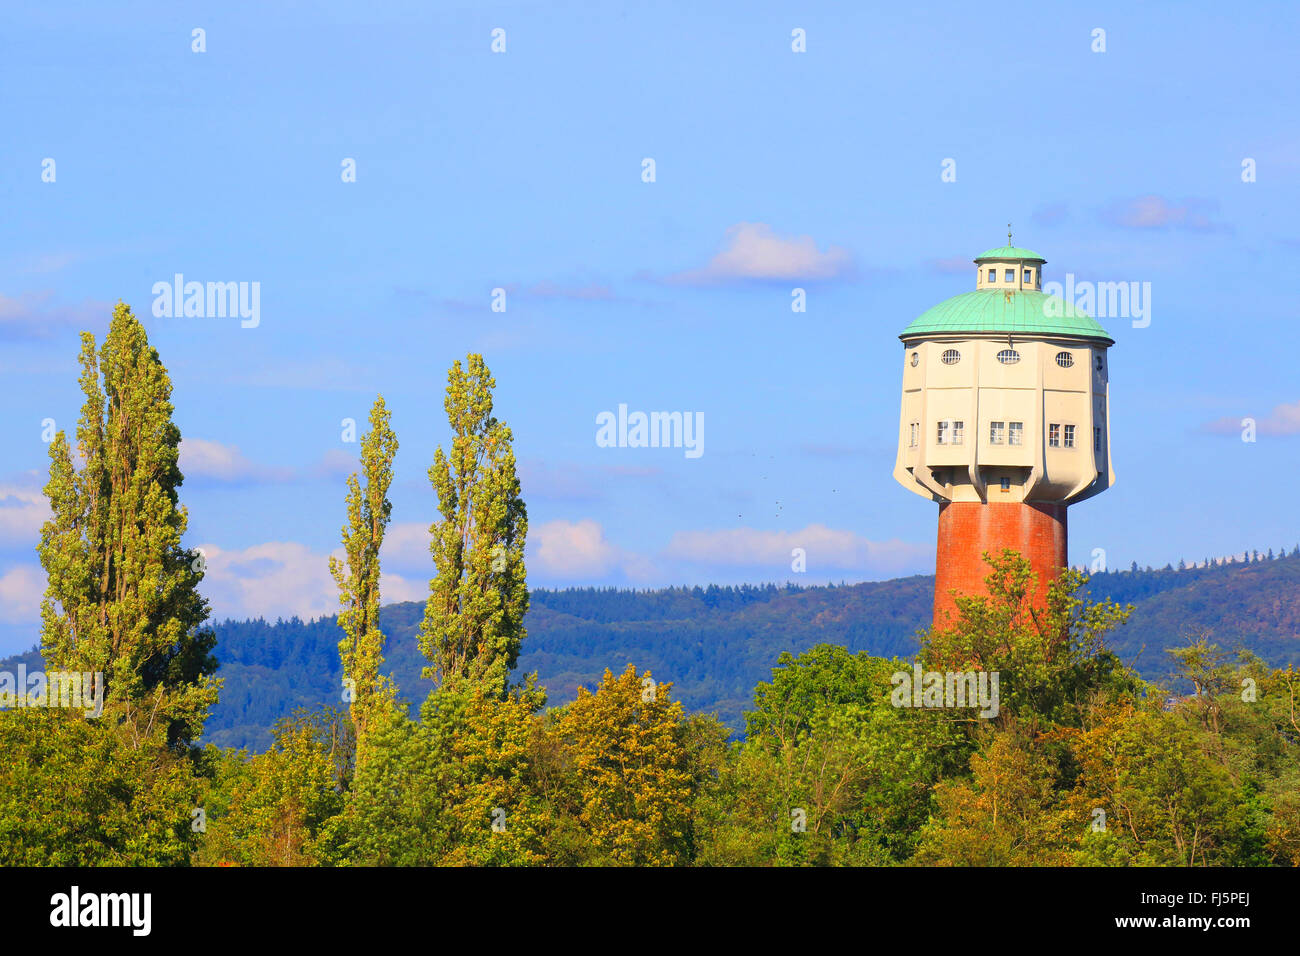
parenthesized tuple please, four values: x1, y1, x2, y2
(1055, 351, 1074, 368)
(910, 352, 919, 367)
(997, 349, 1020, 365)
(941, 349, 961, 366)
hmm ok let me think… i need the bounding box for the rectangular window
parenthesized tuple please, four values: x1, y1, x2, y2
(1000, 477, 1011, 492)
(1064, 424, 1075, 448)
(990, 421, 1005, 445)
(937, 421, 949, 445)
(1094, 426, 1101, 451)
(1049, 423, 1061, 447)
(909, 422, 919, 447)
(1024, 269, 1033, 284)
(951, 421, 964, 445)
(1004, 269, 1015, 282)
(1009, 422, 1023, 446)
(988, 268, 996, 282)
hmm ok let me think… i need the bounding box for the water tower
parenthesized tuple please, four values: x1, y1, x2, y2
(893, 236, 1115, 625)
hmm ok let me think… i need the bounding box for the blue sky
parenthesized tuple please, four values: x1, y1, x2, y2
(1, 1, 1298, 654)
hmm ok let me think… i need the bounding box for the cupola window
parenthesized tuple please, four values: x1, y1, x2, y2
(996, 348, 1020, 365)
(1055, 351, 1074, 368)
(941, 349, 961, 365)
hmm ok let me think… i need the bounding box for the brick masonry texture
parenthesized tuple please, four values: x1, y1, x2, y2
(933, 500, 1067, 626)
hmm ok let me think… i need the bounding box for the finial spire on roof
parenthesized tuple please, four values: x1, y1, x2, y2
(1007, 223, 1012, 246)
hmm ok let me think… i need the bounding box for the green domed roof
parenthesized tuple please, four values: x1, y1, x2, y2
(974, 245, 1045, 262)
(899, 289, 1113, 343)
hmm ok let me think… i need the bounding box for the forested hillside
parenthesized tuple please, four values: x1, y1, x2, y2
(5, 316, 1297, 870)
(10, 550, 1290, 751)
(1084, 552, 1300, 672)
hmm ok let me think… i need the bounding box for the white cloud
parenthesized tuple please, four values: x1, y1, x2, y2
(379, 572, 425, 605)
(197, 541, 338, 622)
(381, 522, 432, 575)
(196, 539, 424, 622)
(663, 523, 930, 578)
(527, 518, 928, 587)
(669, 223, 854, 284)
(0, 482, 50, 548)
(527, 519, 658, 584)
(1203, 399, 1300, 437)
(0, 531, 436, 648)
(0, 514, 930, 636)
(531, 519, 626, 579)
(0, 534, 428, 632)
(180, 438, 360, 485)
(181, 438, 294, 484)
(0, 564, 44, 626)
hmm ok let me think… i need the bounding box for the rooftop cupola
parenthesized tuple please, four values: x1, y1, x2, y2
(973, 225, 1046, 291)
(892, 235, 1117, 627)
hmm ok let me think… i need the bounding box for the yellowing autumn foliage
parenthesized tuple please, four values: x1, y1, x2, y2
(552, 665, 695, 866)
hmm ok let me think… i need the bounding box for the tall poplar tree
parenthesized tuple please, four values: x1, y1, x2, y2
(419, 354, 528, 697)
(37, 301, 218, 748)
(329, 395, 398, 762)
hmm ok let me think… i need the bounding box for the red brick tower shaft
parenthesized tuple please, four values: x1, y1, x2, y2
(933, 501, 1067, 626)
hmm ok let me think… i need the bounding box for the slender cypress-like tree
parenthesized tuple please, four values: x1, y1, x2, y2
(419, 354, 528, 697)
(329, 395, 398, 763)
(37, 302, 218, 748)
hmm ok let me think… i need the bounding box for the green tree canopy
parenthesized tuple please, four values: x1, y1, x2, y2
(38, 302, 218, 748)
(419, 354, 528, 698)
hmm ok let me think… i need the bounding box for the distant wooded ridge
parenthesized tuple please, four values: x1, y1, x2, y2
(6, 551, 1299, 752)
